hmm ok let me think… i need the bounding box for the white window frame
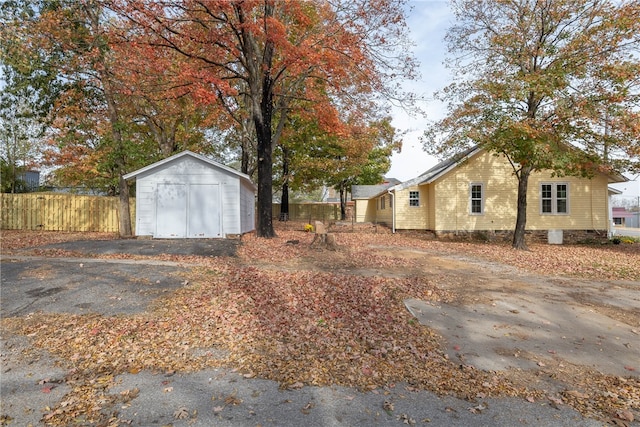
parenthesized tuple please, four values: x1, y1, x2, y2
(380, 195, 386, 210)
(540, 182, 569, 215)
(470, 183, 484, 215)
(409, 191, 420, 207)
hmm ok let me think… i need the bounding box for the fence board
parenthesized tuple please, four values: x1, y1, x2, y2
(1, 193, 135, 233)
(272, 203, 350, 222)
(2, 193, 350, 232)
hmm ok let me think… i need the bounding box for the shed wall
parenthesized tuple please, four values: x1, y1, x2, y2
(240, 179, 255, 234)
(134, 156, 244, 237)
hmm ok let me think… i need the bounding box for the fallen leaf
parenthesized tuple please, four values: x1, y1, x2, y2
(173, 407, 189, 419)
(41, 385, 55, 393)
(617, 410, 634, 422)
(301, 401, 315, 414)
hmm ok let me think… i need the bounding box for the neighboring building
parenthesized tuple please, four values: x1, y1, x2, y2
(612, 207, 639, 228)
(19, 170, 40, 191)
(123, 151, 256, 238)
(352, 146, 626, 241)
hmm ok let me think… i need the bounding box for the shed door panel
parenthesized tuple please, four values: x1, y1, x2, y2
(156, 183, 187, 238)
(188, 184, 221, 238)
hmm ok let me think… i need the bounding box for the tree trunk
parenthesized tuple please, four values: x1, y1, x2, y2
(254, 73, 275, 237)
(117, 175, 132, 237)
(256, 128, 274, 237)
(339, 184, 347, 220)
(280, 146, 289, 220)
(512, 166, 531, 250)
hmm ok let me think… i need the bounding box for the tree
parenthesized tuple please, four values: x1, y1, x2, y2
(0, 68, 44, 193)
(118, 0, 417, 237)
(423, 0, 640, 250)
(282, 115, 401, 219)
(1, 0, 137, 234)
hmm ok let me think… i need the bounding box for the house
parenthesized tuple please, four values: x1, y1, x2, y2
(353, 146, 626, 242)
(123, 151, 256, 238)
(19, 170, 40, 191)
(612, 207, 639, 228)
(352, 178, 401, 224)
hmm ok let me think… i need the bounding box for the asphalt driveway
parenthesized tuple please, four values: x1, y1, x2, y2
(0, 238, 623, 426)
(1, 238, 238, 318)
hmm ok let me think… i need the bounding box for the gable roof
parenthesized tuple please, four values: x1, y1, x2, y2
(393, 145, 482, 192)
(123, 150, 256, 190)
(352, 178, 402, 200)
(365, 145, 626, 200)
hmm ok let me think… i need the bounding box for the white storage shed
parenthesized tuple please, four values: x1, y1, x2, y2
(123, 151, 256, 238)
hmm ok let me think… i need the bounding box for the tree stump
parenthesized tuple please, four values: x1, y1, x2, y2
(310, 221, 337, 250)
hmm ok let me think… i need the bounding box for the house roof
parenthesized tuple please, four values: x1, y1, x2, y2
(608, 186, 623, 195)
(352, 178, 401, 200)
(363, 145, 627, 200)
(612, 207, 634, 218)
(123, 150, 256, 190)
(393, 145, 482, 192)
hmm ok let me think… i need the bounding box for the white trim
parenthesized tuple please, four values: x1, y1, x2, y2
(123, 151, 256, 191)
(408, 190, 420, 207)
(469, 182, 484, 215)
(540, 182, 570, 215)
(387, 190, 396, 233)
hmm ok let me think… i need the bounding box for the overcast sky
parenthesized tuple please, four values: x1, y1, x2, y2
(386, 0, 639, 202)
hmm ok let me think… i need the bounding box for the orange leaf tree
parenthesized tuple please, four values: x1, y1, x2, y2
(117, 0, 417, 237)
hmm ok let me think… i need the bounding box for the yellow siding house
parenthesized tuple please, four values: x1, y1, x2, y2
(353, 147, 626, 241)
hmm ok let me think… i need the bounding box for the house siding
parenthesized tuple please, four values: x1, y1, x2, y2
(427, 150, 609, 232)
(375, 194, 393, 225)
(394, 186, 428, 230)
(355, 199, 377, 223)
(526, 173, 609, 230)
(432, 150, 515, 231)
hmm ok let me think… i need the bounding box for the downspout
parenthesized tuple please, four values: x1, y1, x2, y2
(388, 190, 396, 234)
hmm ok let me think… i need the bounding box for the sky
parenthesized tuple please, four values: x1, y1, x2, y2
(386, 0, 452, 182)
(386, 0, 639, 204)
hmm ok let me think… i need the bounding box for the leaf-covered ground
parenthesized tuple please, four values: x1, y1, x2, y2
(1, 225, 639, 425)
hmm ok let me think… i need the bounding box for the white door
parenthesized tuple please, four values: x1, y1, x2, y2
(155, 183, 187, 238)
(188, 184, 221, 238)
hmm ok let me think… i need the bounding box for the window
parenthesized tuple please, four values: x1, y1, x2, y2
(380, 195, 386, 210)
(470, 183, 483, 214)
(409, 191, 420, 207)
(388, 194, 393, 208)
(541, 183, 568, 214)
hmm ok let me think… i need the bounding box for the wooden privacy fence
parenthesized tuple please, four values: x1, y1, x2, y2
(0, 193, 351, 233)
(272, 202, 352, 222)
(0, 192, 134, 233)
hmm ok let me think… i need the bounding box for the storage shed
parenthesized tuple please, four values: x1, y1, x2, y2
(123, 151, 256, 238)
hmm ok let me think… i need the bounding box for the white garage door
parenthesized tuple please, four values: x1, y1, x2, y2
(188, 184, 221, 238)
(155, 183, 221, 238)
(156, 183, 187, 238)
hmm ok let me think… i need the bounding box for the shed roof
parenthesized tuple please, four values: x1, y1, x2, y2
(123, 150, 256, 190)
